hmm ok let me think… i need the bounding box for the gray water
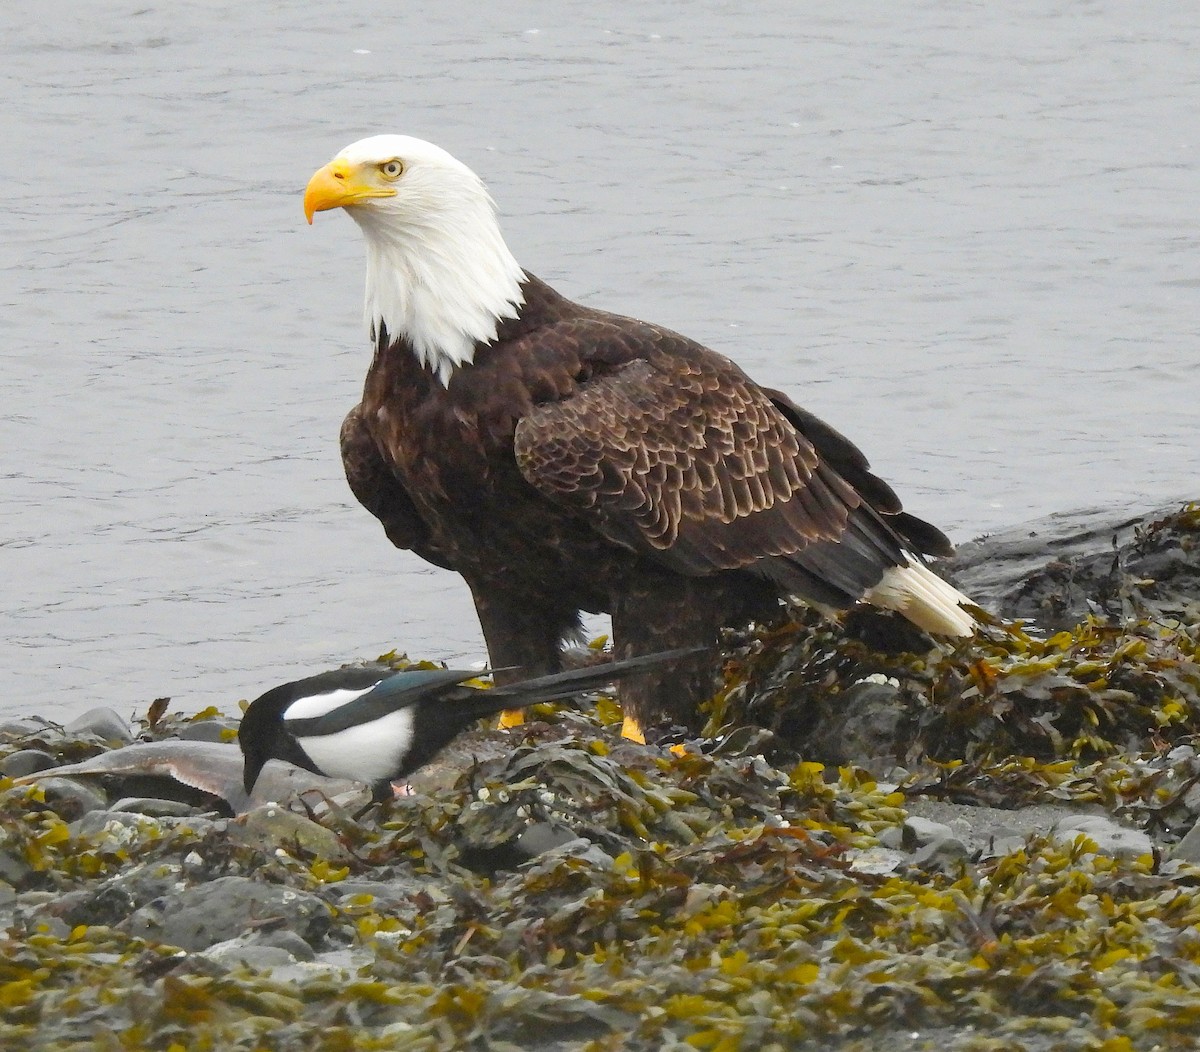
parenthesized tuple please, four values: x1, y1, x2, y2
(3, 1, 1197, 722)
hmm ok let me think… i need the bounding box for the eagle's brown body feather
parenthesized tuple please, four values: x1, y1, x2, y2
(341, 274, 955, 725)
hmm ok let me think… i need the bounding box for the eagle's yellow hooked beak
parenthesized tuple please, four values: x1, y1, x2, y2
(304, 159, 397, 224)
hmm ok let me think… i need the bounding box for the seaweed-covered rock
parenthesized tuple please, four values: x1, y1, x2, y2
(949, 498, 1200, 629)
(120, 874, 333, 952)
(2, 501, 1200, 1050)
(52, 870, 180, 930)
(717, 502, 1200, 771)
(803, 679, 906, 768)
(229, 805, 356, 863)
(1050, 813, 1155, 859)
(177, 716, 241, 743)
(35, 777, 110, 821)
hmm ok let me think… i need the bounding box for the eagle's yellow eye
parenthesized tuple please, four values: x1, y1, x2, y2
(379, 159, 404, 180)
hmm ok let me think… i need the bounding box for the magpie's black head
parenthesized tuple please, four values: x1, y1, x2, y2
(237, 701, 272, 795)
(238, 681, 302, 795)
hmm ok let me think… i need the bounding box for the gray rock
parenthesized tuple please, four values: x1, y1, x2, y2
(230, 805, 355, 862)
(874, 814, 972, 871)
(902, 799, 1087, 857)
(36, 777, 110, 819)
(330, 877, 435, 912)
(178, 718, 241, 743)
(14, 891, 59, 909)
(257, 929, 317, 962)
(120, 874, 332, 951)
(900, 815, 957, 850)
(245, 760, 368, 811)
(261, 947, 366, 986)
(72, 810, 151, 838)
(523, 836, 617, 875)
(515, 821, 584, 857)
(0, 717, 47, 737)
(72, 808, 219, 843)
(1180, 780, 1200, 816)
(949, 499, 1198, 629)
(0, 749, 59, 778)
(911, 836, 970, 872)
(64, 707, 134, 744)
(848, 845, 907, 874)
(1171, 819, 1200, 864)
(876, 825, 904, 850)
(58, 883, 141, 929)
(276, 784, 376, 821)
(15, 910, 72, 940)
(39, 868, 180, 930)
(109, 797, 206, 818)
(804, 681, 905, 768)
(0, 847, 34, 888)
(1051, 814, 1155, 860)
(200, 933, 306, 970)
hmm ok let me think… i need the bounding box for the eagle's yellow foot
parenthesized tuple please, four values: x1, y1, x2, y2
(620, 714, 646, 745)
(497, 709, 525, 729)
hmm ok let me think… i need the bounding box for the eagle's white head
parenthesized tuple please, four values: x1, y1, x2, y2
(304, 135, 526, 384)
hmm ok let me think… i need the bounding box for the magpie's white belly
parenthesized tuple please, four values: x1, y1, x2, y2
(293, 708, 416, 783)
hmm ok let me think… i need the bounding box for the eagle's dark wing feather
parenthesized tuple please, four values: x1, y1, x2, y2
(514, 344, 868, 580)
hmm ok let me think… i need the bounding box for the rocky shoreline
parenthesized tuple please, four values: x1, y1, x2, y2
(2, 500, 1198, 1050)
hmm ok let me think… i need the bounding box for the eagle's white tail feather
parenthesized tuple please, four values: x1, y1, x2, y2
(863, 559, 977, 637)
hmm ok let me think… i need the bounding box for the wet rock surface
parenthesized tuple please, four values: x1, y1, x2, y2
(121, 874, 333, 952)
(62, 707, 135, 745)
(948, 497, 1200, 630)
(1, 501, 1199, 1050)
(0, 749, 59, 778)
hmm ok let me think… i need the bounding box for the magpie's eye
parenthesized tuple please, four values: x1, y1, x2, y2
(379, 159, 404, 180)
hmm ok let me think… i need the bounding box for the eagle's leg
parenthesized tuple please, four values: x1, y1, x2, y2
(611, 579, 720, 740)
(470, 583, 580, 728)
(613, 572, 779, 742)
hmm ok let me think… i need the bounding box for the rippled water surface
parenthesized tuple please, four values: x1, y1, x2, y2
(3, 1, 1197, 721)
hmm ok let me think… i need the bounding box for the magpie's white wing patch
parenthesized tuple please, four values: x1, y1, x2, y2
(283, 683, 382, 721)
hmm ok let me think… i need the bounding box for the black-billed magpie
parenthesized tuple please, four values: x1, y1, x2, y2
(238, 648, 697, 798)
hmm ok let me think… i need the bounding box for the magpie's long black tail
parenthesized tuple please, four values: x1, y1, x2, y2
(456, 647, 704, 720)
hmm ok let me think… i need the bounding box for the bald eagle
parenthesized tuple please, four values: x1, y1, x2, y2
(304, 136, 976, 740)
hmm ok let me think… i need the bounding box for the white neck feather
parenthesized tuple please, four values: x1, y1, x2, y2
(349, 174, 526, 386)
